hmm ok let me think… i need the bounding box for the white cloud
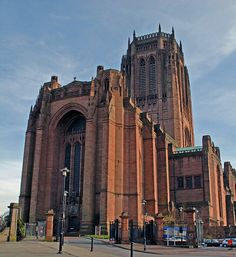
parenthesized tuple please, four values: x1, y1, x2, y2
(222, 25, 236, 55)
(164, 2, 236, 81)
(0, 160, 22, 180)
(0, 160, 22, 214)
(0, 35, 83, 114)
(195, 87, 236, 127)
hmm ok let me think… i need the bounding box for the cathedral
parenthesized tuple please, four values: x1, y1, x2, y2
(19, 26, 236, 235)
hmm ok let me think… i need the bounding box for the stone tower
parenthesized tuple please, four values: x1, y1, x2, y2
(121, 25, 194, 147)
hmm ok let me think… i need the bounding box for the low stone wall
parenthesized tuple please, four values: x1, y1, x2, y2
(204, 226, 236, 239)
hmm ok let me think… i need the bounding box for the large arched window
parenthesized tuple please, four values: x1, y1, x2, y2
(57, 111, 86, 233)
(149, 56, 156, 95)
(63, 114, 86, 197)
(217, 166, 223, 220)
(73, 142, 81, 196)
(104, 78, 109, 92)
(139, 58, 146, 96)
(64, 143, 71, 192)
(67, 118, 85, 133)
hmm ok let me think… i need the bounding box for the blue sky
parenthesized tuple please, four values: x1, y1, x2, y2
(0, 0, 236, 214)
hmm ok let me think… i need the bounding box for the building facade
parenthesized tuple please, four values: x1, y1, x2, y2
(19, 27, 236, 234)
(169, 136, 227, 226)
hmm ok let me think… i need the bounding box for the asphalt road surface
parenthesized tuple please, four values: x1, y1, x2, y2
(1, 237, 236, 257)
(65, 237, 236, 257)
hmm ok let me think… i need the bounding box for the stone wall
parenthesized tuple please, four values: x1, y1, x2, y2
(204, 226, 236, 239)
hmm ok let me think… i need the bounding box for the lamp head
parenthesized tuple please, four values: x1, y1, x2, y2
(60, 167, 70, 177)
(142, 200, 147, 205)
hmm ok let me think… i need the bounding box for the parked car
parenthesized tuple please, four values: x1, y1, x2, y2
(221, 238, 236, 247)
(204, 239, 221, 247)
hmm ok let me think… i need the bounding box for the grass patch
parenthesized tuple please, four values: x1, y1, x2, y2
(88, 234, 109, 239)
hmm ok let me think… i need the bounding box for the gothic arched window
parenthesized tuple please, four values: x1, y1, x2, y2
(149, 56, 156, 95)
(64, 115, 86, 195)
(64, 143, 71, 192)
(139, 58, 146, 96)
(73, 142, 81, 196)
(67, 118, 85, 133)
(217, 166, 223, 219)
(104, 78, 109, 92)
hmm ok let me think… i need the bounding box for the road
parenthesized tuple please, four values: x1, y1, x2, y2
(64, 237, 236, 257)
(0, 237, 236, 257)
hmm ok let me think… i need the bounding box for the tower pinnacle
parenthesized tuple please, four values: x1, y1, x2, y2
(172, 26, 175, 37)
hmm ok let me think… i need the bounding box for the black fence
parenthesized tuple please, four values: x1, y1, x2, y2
(109, 219, 157, 244)
(146, 220, 156, 244)
(109, 219, 121, 243)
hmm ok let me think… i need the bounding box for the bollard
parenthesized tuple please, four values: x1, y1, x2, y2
(130, 241, 134, 257)
(58, 232, 63, 254)
(130, 219, 134, 257)
(143, 218, 147, 251)
(90, 237, 94, 252)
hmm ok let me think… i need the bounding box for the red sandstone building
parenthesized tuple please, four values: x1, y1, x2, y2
(19, 27, 236, 234)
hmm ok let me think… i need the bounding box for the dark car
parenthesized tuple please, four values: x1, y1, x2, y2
(205, 239, 221, 247)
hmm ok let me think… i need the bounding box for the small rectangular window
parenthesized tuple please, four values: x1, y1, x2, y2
(186, 176, 192, 189)
(194, 175, 202, 188)
(177, 177, 184, 189)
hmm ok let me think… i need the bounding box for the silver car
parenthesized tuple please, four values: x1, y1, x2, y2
(221, 238, 236, 247)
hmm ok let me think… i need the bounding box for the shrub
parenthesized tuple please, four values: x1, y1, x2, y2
(163, 214, 175, 226)
(88, 234, 109, 239)
(17, 219, 26, 241)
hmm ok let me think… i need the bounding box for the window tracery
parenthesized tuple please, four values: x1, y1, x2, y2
(139, 58, 146, 96)
(149, 56, 156, 95)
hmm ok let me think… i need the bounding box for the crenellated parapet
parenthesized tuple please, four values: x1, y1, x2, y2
(50, 80, 91, 102)
(130, 26, 183, 56)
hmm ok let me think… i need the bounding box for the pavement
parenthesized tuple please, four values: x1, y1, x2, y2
(0, 227, 9, 242)
(0, 237, 236, 257)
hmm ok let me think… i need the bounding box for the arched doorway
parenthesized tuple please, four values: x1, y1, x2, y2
(56, 110, 86, 233)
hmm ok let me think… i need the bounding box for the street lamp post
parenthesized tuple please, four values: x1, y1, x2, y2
(179, 207, 183, 243)
(58, 167, 70, 254)
(195, 208, 204, 247)
(142, 200, 147, 251)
